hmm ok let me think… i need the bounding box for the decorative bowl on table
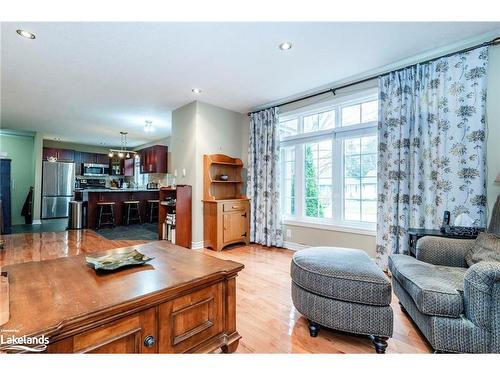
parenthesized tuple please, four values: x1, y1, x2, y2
(86, 249, 154, 271)
(219, 174, 229, 181)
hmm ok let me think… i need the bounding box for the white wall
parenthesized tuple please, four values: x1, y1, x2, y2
(170, 101, 247, 246)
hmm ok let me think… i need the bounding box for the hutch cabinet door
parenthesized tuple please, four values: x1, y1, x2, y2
(223, 211, 247, 243)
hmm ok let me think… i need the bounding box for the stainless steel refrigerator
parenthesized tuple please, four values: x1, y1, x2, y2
(42, 161, 75, 219)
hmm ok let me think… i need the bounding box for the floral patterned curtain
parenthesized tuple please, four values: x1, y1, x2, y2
(376, 47, 489, 269)
(248, 107, 284, 247)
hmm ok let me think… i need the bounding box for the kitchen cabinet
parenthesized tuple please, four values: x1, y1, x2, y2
(140, 145, 167, 174)
(96, 153, 109, 164)
(43, 147, 74, 162)
(109, 156, 123, 176)
(80, 152, 108, 165)
(124, 158, 135, 176)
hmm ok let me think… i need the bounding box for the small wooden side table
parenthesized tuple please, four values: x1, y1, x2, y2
(408, 228, 483, 257)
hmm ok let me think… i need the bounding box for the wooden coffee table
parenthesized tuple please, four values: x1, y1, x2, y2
(0, 241, 244, 353)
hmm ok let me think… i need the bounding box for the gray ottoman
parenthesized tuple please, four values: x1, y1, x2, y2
(291, 247, 393, 353)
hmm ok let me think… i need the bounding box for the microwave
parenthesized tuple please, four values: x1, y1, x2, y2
(82, 163, 110, 177)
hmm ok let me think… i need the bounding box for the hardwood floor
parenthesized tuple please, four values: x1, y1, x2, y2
(198, 245, 433, 354)
(0, 230, 432, 353)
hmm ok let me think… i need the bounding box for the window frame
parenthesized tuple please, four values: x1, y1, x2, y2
(279, 89, 378, 233)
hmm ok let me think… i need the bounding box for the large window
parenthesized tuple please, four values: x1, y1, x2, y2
(279, 90, 378, 231)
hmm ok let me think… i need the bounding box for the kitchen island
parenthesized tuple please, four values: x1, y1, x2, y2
(75, 188, 160, 229)
(0, 241, 244, 353)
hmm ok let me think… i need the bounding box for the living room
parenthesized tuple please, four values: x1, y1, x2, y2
(1, 0, 500, 373)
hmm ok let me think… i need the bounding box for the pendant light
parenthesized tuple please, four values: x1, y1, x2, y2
(108, 132, 137, 158)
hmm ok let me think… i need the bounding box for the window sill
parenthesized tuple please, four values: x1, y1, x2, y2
(283, 219, 376, 237)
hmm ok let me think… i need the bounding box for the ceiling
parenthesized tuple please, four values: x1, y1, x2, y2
(1, 22, 499, 147)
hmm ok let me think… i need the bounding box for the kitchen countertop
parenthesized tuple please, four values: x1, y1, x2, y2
(75, 188, 160, 193)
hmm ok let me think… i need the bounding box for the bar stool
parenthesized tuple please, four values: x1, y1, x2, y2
(147, 199, 159, 223)
(123, 201, 142, 225)
(96, 202, 115, 229)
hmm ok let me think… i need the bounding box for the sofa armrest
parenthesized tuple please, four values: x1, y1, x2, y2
(415, 236, 474, 267)
(464, 262, 500, 338)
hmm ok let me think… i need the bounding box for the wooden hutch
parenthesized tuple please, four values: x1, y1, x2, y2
(203, 154, 249, 251)
(158, 185, 192, 248)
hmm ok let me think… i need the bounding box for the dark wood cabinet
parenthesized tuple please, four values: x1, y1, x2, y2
(109, 156, 124, 176)
(80, 152, 95, 164)
(124, 158, 135, 177)
(74, 151, 82, 175)
(140, 145, 167, 174)
(158, 185, 192, 248)
(79, 151, 108, 165)
(43, 147, 74, 162)
(96, 153, 109, 164)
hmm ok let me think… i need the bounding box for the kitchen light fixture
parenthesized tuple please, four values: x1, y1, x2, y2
(192, 88, 202, 94)
(144, 120, 154, 132)
(16, 29, 36, 39)
(279, 41, 292, 50)
(108, 131, 137, 159)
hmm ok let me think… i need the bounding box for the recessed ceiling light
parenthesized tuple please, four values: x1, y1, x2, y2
(16, 29, 36, 39)
(279, 42, 292, 51)
(192, 88, 202, 94)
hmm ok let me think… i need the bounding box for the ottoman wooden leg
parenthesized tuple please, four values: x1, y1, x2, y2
(371, 336, 388, 354)
(308, 320, 320, 337)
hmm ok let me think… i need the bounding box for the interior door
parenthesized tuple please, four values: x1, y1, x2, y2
(223, 211, 246, 243)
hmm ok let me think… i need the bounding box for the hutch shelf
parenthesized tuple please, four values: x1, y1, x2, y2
(203, 154, 249, 251)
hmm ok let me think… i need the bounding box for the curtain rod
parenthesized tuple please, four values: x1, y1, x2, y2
(247, 36, 500, 116)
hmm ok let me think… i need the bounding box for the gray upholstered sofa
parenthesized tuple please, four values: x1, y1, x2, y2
(389, 196, 500, 353)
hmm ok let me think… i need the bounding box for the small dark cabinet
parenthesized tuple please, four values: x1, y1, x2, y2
(43, 147, 74, 162)
(140, 145, 167, 174)
(0, 159, 12, 234)
(96, 153, 109, 164)
(124, 158, 135, 177)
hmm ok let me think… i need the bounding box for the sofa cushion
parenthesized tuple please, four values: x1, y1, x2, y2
(465, 232, 500, 267)
(291, 247, 391, 306)
(389, 254, 466, 318)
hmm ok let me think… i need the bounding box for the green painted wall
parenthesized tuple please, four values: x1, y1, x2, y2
(0, 133, 35, 225)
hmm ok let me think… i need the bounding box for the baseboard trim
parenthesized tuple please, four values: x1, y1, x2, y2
(191, 241, 204, 249)
(31, 220, 42, 225)
(282, 241, 310, 251)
